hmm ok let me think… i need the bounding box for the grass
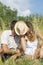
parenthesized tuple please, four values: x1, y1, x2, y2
(0, 55, 43, 65)
(0, 25, 43, 65)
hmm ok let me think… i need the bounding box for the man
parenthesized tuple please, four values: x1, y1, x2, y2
(1, 20, 21, 60)
(0, 45, 3, 54)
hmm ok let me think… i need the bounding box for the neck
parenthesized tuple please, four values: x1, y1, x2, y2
(11, 30, 15, 37)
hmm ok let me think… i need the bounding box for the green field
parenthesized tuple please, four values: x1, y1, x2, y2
(0, 55, 43, 65)
(0, 24, 43, 65)
(0, 29, 43, 65)
(0, 1, 43, 65)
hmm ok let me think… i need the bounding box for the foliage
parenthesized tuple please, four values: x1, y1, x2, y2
(0, 2, 43, 65)
(0, 2, 17, 30)
(0, 55, 43, 65)
(0, 2, 43, 33)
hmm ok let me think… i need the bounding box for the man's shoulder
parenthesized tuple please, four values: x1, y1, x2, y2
(2, 30, 11, 36)
(3, 30, 11, 32)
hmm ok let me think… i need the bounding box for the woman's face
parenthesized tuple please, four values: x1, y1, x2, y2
(26, 25, 33, 37)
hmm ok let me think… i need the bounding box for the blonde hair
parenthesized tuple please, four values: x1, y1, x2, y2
(26, 21, 35, 41)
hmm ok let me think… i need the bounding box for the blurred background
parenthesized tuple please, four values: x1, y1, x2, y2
(0, 0, 43, 34)
(0, 0, 43, 65)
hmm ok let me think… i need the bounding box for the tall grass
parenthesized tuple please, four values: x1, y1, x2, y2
(0, 17, 43, 65)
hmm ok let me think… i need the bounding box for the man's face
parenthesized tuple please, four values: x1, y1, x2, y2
(12, 29, 16, 36)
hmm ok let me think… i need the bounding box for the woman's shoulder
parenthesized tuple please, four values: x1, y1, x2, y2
(35, 31, 41, 37)
(35, 30, 39, 37)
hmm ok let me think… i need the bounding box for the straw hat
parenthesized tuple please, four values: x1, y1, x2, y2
(14, 21, 27, 35)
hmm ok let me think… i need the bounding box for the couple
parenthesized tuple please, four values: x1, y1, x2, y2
(0, 20, 43, 60)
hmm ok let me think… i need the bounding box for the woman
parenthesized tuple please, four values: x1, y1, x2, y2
(20, 21, 43, 59)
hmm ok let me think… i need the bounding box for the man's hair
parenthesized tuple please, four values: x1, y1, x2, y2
(10, 20, 17, 30)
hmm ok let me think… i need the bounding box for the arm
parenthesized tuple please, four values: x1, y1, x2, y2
(2, 44, 19, 54)
(19, 29, 26, 51)
(36, 31, 43, 40)
(36, 31, 43, 48)
(21, 37, 26, 51)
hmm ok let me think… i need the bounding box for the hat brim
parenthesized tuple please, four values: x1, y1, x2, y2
(14, 21, 27, 35)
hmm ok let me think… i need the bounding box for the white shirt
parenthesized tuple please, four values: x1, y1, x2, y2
(1, 30, 20, 50)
